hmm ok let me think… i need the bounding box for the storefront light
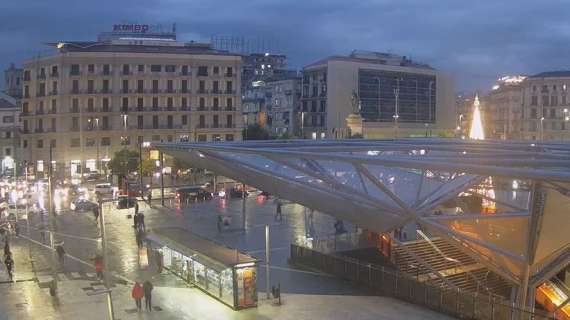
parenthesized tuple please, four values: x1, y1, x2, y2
(235, 262, 255, 268)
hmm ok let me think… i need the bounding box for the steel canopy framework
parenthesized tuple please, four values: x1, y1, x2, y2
(155, 138, 570, 306)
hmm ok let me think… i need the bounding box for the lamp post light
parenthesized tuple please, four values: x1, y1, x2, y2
(564, 108, 569, 140)
(540, 117, 545, 141)
(393, 78, 402, 138)
(139, 141, 151, 189)
(301, 112, 305, 139)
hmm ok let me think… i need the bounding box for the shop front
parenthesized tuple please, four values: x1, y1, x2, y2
(145, 227, 258, 310)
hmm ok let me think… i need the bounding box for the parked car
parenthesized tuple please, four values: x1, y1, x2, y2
(70, 198, 98, 212)
(117, 196, 137, 209)
(175, 186, 213, 203)
(229, 187, 255, 199)
(94, 183, 116, 197)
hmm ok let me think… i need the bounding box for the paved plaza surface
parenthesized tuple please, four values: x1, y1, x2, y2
(0, 195, 454, 319)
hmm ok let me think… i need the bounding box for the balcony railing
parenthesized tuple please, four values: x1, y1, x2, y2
(50, 72, 59, 78)
(197, 89, 209, 94)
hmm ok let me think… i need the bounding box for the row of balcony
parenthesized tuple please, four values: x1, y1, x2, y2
(27, 89, 238, 97)
(21, 123, 237, 133)
(21, 106, 238, 116)
(26, 70, 237, 82)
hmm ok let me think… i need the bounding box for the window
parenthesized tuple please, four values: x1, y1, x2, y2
(152, 135, 160, 141)
(23, 103, 29, 114)
(37, 101, 44, 114)
(122, 80, 129, 93)
(213, 115, 219, 127)
(137, 80, 144, 93)
(70, 64, 80, 75)
(72, 80, 79, 94)
(198, 66, 208, 76)
(101, 137, 111, 146)
(531, 96, 538, 106)
(213, 134, 221, 142)
(550, 108, 556, 118)
(137, 98, 144, 110)
(563, 95, 567, 105)
(5, 148, 11, 156)
(5, 132, 11, 139)
(71, 138, 80, 147)
(87, 98, 94, 112)
(122, 97, 129, 110)
(102, 79, 110, 93)
(72, 117, 79, 131)
(226, 67, 233, 77)
(150, 65, 162, 72)
(3, 116, 14, 123)
(181, 97, 188, 109)
(102, 98, 109, 112)
(542, 96, 549, 106)
(52, 81, 58, 94)
(530, 108, 537, 119)
(86, 138, 95, 147)
(226, 115, 233, 127)
(165, 65, 175, 73)
(199, 115, 205, 127)
(199, 80, 206, 93)
(197, 134, 207, 142)
(213, 98, 219, 110)
(152, 97, 159, 109)
(167, 115, 173, 128)
(103, 64, 110, 75)
(227, 98, 233, 109)
(551, 96, 558, 106)
(23, 140, 28, 148)
(181, 80, 188, 93)
(51, 99, 57, 113)
(213, 66, 219, 74)
(167, 80, 173, 93)
(199, 97, 205, 109)
(226, 81, 232, 93)
(213, 81, 219, 93)
(167, 97, 173, 109)
(122, 64, 130, 75)
(182, 115, 188, 125)
(153, 116, 158, 129)
(138, 64, 145, 72)
(50, 139, 56, 148)
(320, 100, 326, 112)
(121, 136, 130, 146)
(138, 116, 144, 129)
(152, 80, 159, 93)
(87, 80, 94, 93)
(225, 134, 234, 141)
(51, 118, 56, 132)
(37, 119, 43, 132)
(311, 100, 317, 112)
(88, 64, 95, 73)
(181, 65, 189, 75)
(102, 116, 109, 129)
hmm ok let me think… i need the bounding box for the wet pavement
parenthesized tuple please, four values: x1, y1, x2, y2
(0, 195, 454, 319)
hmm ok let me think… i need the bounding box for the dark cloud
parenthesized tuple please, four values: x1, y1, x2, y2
(1, 0, 570, 92)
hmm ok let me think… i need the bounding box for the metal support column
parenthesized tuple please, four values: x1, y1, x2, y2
(265, 224, 270, 299)
(160, 151, 165, 206)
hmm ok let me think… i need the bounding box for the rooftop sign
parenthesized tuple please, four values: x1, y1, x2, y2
(113, 24, 150, 33)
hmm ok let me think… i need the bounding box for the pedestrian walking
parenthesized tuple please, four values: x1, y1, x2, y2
(138, 212, 145, 232)
(135, 228, 144, 249)
(93, 207, 99, 223)
(4, 240, 10, 257)
(147, 192, 152, 205)
(94, 255, 104, 280)
(131, 281, 144, 311)
(56, 243, 65, 265)
(5, 253, 14, 281)
(143, 280, 154, 311)
(133, 212, 139, 230)
(134, 201, 139, 215)
(275, 201, 283, 221)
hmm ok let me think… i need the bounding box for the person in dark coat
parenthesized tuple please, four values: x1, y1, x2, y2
(135, 228, 144, 249)
(143, 280, 154, 311)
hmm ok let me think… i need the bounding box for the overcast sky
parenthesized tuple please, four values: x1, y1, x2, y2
(2, 0, 570, 92)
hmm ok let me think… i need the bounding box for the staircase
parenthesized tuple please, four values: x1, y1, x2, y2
(393, 238, 512, 298)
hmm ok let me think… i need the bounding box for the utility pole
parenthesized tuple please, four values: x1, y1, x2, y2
(393, 78, 401, 139)
(265, 224, 270, 299)
(98, 199, 115, 320)
(139, 142, 143, 189)
(160, 151, 165, 206)
(48, 145, 55, 216)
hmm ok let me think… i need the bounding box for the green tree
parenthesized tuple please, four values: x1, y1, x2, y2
(107, 149, 139, 175)
(242, 123, 271, 140)
(140, 158, 156, 176)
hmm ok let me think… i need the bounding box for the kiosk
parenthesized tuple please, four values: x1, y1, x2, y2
(145, 227, 258, 309)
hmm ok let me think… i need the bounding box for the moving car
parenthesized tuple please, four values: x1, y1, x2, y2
(70, 198, 98, 212)
(175, 186, 213, 203)
(94, 183, 117, 197)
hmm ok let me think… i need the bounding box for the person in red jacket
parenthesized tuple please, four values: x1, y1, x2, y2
(94, 255, 104, 280)
(131, 281, 144, 311)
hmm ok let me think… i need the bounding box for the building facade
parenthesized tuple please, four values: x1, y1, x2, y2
(301, 51, 456, 139)
(520, 72, 570, 141)
(264, 75, 301, 136)
(0, 94, 20, 175)
(484, 76, 525, 140)
(21, 27, 243, 177)
(4, 63, 23, 99)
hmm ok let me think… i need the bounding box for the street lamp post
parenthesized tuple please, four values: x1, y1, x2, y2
(540, 117, 545, 141)
(95, 118, 100, 172)
(301, 112, 305, 139)
(563, 108, 569, 140)
(98, 198, 116, 320)
(393, 78, 401, 138)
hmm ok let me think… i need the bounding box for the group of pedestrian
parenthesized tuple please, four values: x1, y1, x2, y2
(131, 280, 154, 312)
